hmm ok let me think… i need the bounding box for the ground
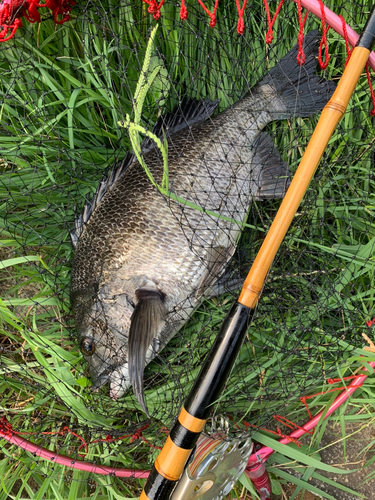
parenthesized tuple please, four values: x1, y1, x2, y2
(270, 419, 375, 499)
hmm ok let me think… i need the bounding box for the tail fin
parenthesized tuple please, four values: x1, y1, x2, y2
(259, 30, 335, 119)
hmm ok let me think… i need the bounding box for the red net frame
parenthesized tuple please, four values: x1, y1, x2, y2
(1, 0, 374, 111)
(142, 0, 375, 112)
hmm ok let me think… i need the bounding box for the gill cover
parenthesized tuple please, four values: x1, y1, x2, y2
(128, 288, 167, 415)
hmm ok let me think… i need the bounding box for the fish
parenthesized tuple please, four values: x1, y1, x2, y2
(70, 31, 335, 415)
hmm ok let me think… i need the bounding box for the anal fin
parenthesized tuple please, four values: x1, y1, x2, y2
(252, 132, 290, 200)
(196, 245, 236, 298)
(204, 271, 244, 299)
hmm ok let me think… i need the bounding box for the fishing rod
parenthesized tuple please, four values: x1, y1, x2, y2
(140, 6, 375, 500)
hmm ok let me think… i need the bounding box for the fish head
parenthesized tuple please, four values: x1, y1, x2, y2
(72, 286, 134, 395)
(72, 277, 170, 416)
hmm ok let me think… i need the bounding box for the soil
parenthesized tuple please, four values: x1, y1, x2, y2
(270, 419, 375, 500)
(273, 483, 321, 500)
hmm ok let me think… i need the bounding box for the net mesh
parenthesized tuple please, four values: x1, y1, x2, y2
(0, 0, 374, 495)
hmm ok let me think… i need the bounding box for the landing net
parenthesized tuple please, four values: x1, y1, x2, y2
(0, 0, 374, 497)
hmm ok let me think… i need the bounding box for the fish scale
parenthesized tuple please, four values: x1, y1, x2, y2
(70, 30, 335, 414)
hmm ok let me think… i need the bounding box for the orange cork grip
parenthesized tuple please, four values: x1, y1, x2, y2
(151, 408, 206, 482)
(178, 407, 206, 432)
(154, 436, 192, 481)
(239, 47, 371, 309)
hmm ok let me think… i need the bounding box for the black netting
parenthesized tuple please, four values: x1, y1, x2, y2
(0, 0, 374, 496)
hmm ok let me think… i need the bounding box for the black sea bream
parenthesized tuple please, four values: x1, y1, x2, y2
(70, 31, 335, 414)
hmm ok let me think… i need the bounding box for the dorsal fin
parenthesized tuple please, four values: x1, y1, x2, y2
(70, 98, 220, 248)
(161, 98, 220, 132)
(141, 98, 220, 151)
(70, 152, 134, 247)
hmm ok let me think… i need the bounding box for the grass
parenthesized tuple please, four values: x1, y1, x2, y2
(0, 0, 375, 498)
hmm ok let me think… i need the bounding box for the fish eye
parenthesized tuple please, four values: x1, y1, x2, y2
(80, 337, 96, 356)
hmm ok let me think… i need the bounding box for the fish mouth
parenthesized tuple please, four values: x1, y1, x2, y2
(91, 364, 147, 416)
(108, 365, 132, 402)
(91, 373, 110, 391)
(90, 363, 123, 392)
(91, 364, 144, 415)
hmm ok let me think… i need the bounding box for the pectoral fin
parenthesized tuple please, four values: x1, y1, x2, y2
(128, 288, 167, 416)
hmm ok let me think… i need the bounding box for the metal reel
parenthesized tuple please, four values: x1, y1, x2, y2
(171, 432, 253, 500)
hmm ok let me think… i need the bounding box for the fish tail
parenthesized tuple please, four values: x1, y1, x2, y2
(258, 30, 336, 120)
